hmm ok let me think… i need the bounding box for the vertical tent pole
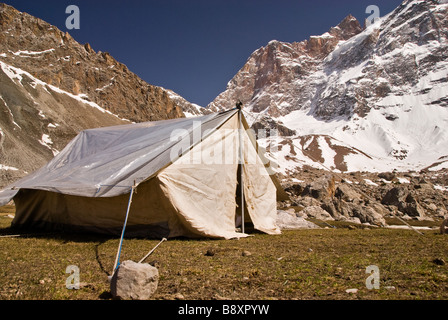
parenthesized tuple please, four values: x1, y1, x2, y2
(237, 102, 245, 234)
(112, 182, 136, 275)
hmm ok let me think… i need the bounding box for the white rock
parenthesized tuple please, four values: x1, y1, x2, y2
(110, 260, 159, 300)
(276, 210, 320, 230)
(346, 288, 358, 294)
(384, 286, 396, 291)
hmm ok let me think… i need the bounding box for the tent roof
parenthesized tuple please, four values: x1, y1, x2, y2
(0, 109, 239, 204)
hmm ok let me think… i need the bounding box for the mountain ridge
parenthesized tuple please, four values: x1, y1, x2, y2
(208, 0, 448, 174)
(0, 2, 200, 186)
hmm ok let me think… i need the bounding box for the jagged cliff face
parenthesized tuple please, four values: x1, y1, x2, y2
(0, 3, 198, 186)
(209, 0, 448, 174)
(208, 15, 364, 116)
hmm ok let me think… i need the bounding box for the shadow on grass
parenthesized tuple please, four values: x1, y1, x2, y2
(0, 225, 113, 242)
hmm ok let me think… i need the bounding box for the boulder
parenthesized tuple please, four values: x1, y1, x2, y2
(301, 175, 336, 200)
(335, 184, 362, 202)
(334, 200, 387, 226)
(398, 194, 426, 218)
(276, 210, 320, 229)
(378, 172, 396, 181)
(284, 184, 304, 196)
(354, 206, 386, 226)
(436, 208, 447, 219)
(110, 260, 159, 300)
(297, 196, 322, 208)
(370, 203, 389, 217)
(427, 203, 438, 212)
(381, 187, 408, 206)
(413, 182, 434, 192)
(301, 206, 334, 221)
(381, 187, 426, 218)
(321, 200, 339, 218)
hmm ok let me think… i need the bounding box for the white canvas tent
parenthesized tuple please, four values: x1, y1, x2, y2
(0, 109, 286, 239)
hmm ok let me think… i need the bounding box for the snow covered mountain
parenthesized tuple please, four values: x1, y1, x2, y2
(0, 3, 199, 186)
(208, 0, 448, 175)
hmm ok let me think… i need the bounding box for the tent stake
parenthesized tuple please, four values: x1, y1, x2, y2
(138, 238, 167, 263)
(237, 102, 245, 234)
(112, 183, 136, 275)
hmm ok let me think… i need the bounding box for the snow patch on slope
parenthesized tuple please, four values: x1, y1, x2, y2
(0, 164, 19, 171)
(38, 134, 59, 157)
(0, 59, 129, 122)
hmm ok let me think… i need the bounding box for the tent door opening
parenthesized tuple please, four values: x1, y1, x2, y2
(235, 164, 254, 233)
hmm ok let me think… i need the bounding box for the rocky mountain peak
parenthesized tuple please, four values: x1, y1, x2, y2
(331, 15, 364, 40)
(208, 0, 448, 174)
(0, 3, 200, 186)
(208, 14, 364, 116)
(0, 2, 197, 123)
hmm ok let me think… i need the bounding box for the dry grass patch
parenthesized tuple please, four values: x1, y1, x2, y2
(0, 206, 447, 300)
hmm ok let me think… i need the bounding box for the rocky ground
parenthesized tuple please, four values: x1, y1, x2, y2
(277, 167, 448, 227)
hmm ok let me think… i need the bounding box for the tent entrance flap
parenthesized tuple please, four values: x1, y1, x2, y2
(234, 164, 253, 231)
(240, 120, 281, 236)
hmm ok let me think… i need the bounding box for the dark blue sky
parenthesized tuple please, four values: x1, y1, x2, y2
(3, 0, 403, 106)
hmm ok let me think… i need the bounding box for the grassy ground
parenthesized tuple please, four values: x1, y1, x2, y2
(0, 205, 447, 300)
